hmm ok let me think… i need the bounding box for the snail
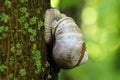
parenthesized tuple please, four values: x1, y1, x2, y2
(44, 8, 88, 69)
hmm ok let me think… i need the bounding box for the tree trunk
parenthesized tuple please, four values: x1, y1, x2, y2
(0, 0, 59, 80)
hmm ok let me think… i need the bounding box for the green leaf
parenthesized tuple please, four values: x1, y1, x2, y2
(18, 16, 26, 24)
(42, 67, 45, 72)
(9, 56, 14, 66)
(25, 12, 29, 17)
(20, 7, 27, 13)
(45, 61, 50, 68)
(24, 23, 29, 29)
(47, 74, 52, 79)
(38, 21, 43, 30)
(28, 28, 37, 36)
(32, 50, 41, 74)
(4, 26, 9, 32)
(14, 78, 18, 80)
(0, 13, 9, 23)
(20, 0, 28, 3)
(29, 17, 38, 25)
(10, 46, 16, 53)
(5, 0, 11, 8)
(2, 33, 8, 38)
(36, 8, 41, 14)
(16, 50, 22, 56)
(0, 26, 4, 33)
(32, 43, 37, 50)
(30, 35, 35, 42)
(16, 43, 21, 48)
(0, 26, 9, 33)
(19, 69, 26, 76)
(0, 65, 6, 72)
(9, 73, 14, 79)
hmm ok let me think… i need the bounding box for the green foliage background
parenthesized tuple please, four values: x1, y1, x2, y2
(51, 0, 120, 80)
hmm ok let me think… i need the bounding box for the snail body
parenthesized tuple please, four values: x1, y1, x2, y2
(44, 8, 88, 69)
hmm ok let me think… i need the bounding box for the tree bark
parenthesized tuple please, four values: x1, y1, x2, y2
(0, 0, 59, 80)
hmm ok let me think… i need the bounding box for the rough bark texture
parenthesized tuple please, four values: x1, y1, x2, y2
(0, 0, 59, 80)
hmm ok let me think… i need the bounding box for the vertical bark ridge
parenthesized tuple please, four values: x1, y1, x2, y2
(0, 0, 60, 80)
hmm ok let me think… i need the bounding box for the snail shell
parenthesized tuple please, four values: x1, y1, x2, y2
(44, 8, 88, 69)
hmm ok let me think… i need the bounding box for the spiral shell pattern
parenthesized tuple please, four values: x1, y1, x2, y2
(44, 8, 88, 69)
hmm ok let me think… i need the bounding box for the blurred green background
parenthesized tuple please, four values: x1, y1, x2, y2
(51, 0, 120, 80)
